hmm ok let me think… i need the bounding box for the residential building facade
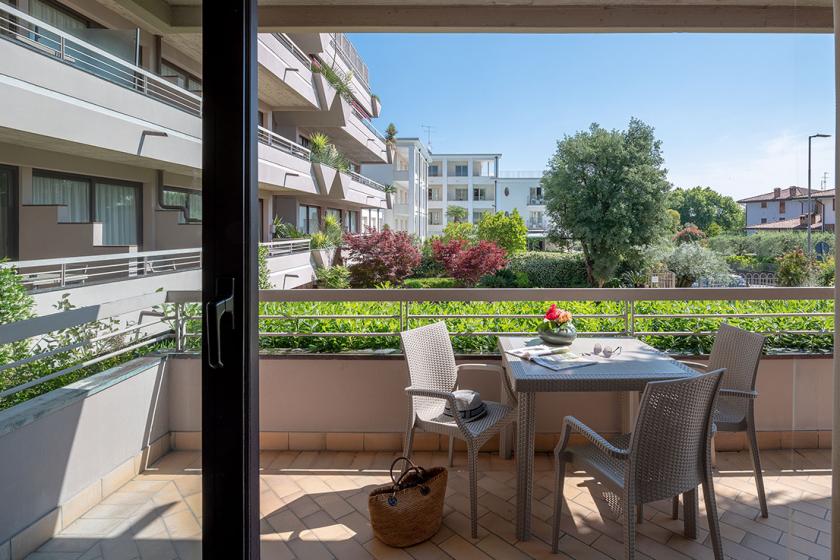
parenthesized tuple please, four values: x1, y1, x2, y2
(427, 153, 501, 236)
(0, 1, 388, 269)
(739, 186, 835, 233)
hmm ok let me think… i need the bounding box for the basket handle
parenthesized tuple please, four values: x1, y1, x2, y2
(389, 456, 426, 487)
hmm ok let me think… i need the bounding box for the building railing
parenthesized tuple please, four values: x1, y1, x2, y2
(527, 220, 548, 230)
(0, 287, 832, 404)
(257, 126, 311, 160)
(528, 197, 545, 206)
(167, 287, 834, 355)
(0, 2, 202, 116)
(347, 170, 387, 192)
(350, 106, 386, 141)
(499, 170, 546, 179)
(1, 248, 202, 292)
(261, 238, 312, 257)
(271, 33, 311, 68)
(330, 33, 370, 92)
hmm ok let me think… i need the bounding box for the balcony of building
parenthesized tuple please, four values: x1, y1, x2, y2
(0, 287, 833, 559)
(257, 33, 320, 111)
(257, 127, 319, 196)
(0, 2, 202, 174)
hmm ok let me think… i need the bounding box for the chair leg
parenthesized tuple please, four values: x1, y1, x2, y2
(403, 427, 415, 460)
(682, 488, 698, 540)
(448, 435, 455, 467)
(702, 476, 724, 560)
(671, 495, 679, 520)
(552, 455, 567, 553)
(745, 419, 768, 518)
(467, 446, 479, 539)
(623, 494, 637, 560)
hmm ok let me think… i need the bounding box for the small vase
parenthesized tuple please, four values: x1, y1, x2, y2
(538, 322, 577, 346)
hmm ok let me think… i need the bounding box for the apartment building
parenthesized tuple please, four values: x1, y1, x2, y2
(496, 173, 550, 248)
(738, 186, 835, 233)
(361, 138, 430, 238)
(425, 153, 500, 236)
(0, 0, 388, 264)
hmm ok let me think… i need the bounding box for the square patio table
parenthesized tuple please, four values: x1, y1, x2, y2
(498, 335, 699, 541)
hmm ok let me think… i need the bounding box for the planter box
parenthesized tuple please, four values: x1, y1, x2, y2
(312, 248, 334, 268)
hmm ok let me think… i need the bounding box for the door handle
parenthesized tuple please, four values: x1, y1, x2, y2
(206, 278, 234, 369)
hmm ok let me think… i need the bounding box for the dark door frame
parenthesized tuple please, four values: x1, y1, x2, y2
(0, 164, 19, 260)
(201, 1, 260, 559)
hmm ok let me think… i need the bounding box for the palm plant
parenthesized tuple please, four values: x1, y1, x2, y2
(309, 132, 351, 172)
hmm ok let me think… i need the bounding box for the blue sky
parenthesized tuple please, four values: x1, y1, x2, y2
(349, 33, 835, 200)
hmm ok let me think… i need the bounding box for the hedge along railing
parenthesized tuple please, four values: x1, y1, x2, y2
(0, 292, 173, 403)
(166, 287, 835, 355)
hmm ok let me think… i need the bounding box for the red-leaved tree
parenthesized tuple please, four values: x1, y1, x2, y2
(343, 228, 421, 287)
(432, 239, 507, 286)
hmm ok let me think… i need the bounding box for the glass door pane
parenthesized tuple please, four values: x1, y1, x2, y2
(95, 181, 138, 245)
(0, 166, 16, 259)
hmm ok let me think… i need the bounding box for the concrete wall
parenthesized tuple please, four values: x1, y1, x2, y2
(154, 210, 201, 250)
(0, 358, 169, 544)
(166, 354, 833, 436)
(266, 252, 316, 289)
(18, 206, 136, 260)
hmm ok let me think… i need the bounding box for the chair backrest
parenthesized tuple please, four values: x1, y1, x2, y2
(400, 322, 458, 418)
(628, 369, 724, 503)
(708, 323, 764, 420)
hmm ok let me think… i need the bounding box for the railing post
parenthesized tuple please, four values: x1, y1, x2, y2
(59, 35, 66, 60)
(629, 300, 636, 336)
(59, 263, 66, 287)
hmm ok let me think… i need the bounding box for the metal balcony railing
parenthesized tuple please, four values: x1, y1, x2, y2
(351, 106, 386, 142)
(0, 2, 202, 116)
(271, 33, 311, 68)
(330, 33, 370, 92)
(261, 238, 312, 257)
(257, 126, 311, 160)
(347, 170, 387, 192)
(528, 197, 545, 205)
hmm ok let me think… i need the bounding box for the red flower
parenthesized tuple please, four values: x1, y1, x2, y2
(545, 304, 560, 321)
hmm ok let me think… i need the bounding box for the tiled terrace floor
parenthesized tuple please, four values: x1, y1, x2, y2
(30, 448, 831, 560)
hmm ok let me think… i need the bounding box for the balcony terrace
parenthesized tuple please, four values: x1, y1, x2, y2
(0, 287, 833, 558)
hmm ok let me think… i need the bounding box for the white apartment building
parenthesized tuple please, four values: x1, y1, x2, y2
(426, 153, 500, 236)
(496, 173, 550, 248)
(0, 1, 388, 268)
(361, 138, 431, 238)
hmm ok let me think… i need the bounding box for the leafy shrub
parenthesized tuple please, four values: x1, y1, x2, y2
(316, 266, 350, 288)
(441, 222, 475, 243)
(403, 277, 457, 288)
(665, 242, 729, 287)
(273, 217, 306, 239)
(313, 63, 354, 101)
(446, 205, 468, 223)
(412, 240, 446, 278)
(444, 241, 507, 287)
(478, 269, 529, 288)
(507, 252, 588, 288)
(0, 263, 34, 367)
(309, 132, 350, 172)
(343, 228, 421, 287)
(258, 245, 271, 289)
(477, 210, 527, 254)
(817, 258, 835, 287)
(323, 215, 343, 247)
(431, 238, 468, 270)
(724, 254, 775, 272)
(709, 232, 834, 260)
(776, 249, 811, 287)
(310, 231, 331, 250)
(673, 223, 706, 245)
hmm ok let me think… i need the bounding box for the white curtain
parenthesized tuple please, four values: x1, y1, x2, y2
(32, 174, 90, 223)
(95, 182, 138, 245)
(29, 0, 87, 33)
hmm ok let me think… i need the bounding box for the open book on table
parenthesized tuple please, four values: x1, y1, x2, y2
(505, 344, 597, 372)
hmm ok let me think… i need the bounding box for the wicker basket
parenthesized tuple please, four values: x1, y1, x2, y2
(368, 457, 448, 548)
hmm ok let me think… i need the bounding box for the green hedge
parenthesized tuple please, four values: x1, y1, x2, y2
(403, 277, 457, 288)
(507, 252, 589, 288)
(249, 298, 833, 355)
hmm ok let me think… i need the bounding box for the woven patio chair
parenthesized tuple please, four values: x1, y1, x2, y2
(673, 324, 767, 518)
(400, 322, 517, 539)
(552, 369, 725, 560)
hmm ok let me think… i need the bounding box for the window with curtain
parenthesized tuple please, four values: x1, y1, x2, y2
(30, 0, 87, 35)
(161, 60, 202, 94)
(32, 173, 90, 222)
(161, 186, 202, 223)
(95, 181, 138, 245)
(32, 171, 140, 246)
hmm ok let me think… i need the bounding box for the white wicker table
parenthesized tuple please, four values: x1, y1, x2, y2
(498, 335, 698, 541)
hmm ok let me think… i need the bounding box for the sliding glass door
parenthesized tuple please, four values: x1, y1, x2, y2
(0, 165, 17, 260)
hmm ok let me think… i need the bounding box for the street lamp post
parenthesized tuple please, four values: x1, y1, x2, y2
(808, 133, 831, 261)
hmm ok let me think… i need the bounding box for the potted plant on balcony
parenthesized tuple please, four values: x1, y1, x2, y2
(537, 304, 576, 346)
(310, 132, 351, 195)
(383, 183, 396, 209)
(385, 123, 397, 164)
(311, 215, 344, 268)
(371, 94, 382, 118)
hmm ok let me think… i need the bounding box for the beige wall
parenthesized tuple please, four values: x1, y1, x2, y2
(18, 206, 136, 260)
(166, 355, 833, 436)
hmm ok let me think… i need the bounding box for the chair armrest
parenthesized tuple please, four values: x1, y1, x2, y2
(456, 363, 517, 406)
(679, 361, 709, 371)
(555, 416, 629, 460)
(405, 387, 467, 430)
(720, 388, 758, 399)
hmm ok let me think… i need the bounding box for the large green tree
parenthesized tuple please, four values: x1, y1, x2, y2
(477, 210, 528, 254)
(667, 186, 744, 234)
(542, 118, 671, 286)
